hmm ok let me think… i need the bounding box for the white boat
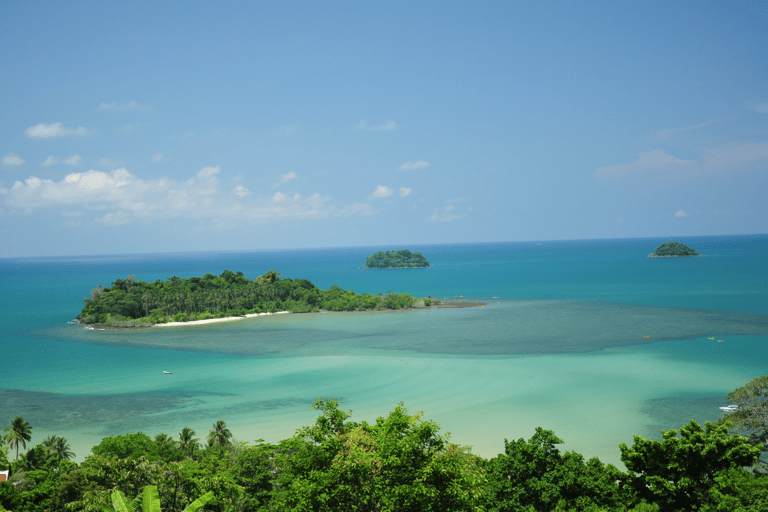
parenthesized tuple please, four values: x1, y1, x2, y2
(163, 371, 172, 374)
(719, 405, 739, 412)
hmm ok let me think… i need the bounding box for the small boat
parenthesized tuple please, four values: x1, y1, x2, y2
(708, 337, 715, 340)
(163, 371, 172, 374)
(719, 405, 739, 412)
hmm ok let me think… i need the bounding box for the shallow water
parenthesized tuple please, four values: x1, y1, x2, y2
(1, 235, 766, 466)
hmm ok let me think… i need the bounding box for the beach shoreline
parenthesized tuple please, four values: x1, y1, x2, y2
(154, 310, 290, 327)
(81, 301, 486, 330)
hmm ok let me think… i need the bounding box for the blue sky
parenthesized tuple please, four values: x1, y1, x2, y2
(2, 1, 767, 257)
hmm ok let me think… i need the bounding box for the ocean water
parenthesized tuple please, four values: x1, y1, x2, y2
(1, 235, 767, 467)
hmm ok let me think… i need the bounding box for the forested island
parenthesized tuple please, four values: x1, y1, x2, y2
(78, 270, 429, 327)
(365, 249, 430, 268)
(649, 241, 701, 257)
(1, 375, 767, 512)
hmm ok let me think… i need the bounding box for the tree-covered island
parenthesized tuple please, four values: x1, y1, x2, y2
(78, 270, 435, 327)
(649, 241, 701, 257)
(364, 249, 430, 268)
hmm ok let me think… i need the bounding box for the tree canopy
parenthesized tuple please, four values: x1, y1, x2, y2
(620, 420, 761, 510)
(2, 401, 768, 512)
(650, 241, 700, 257)
(365, 249, 430, 268)
(718, 375, 768, 472)
(3, 417, 32, 460)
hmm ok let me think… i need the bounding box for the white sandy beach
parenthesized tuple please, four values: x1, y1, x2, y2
(154, 310, 290, 327)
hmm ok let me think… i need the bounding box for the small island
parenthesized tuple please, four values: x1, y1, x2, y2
(648, 241, 700, 257)
(365, 249, 430, 268)
(77, 270, 445, 328)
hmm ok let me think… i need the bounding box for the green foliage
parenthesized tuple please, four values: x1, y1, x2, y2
(4, 417, 32, 460)
(4, 394, 768, 511)
(91, 433, 181, 462)
(272, 398, 485, 511)
(0, 445, 9, 472)
(365, 249, 430, 268)
(703, 467, 768, 511)
(206, 421, 232, 448)
(79, 270, 420, 324)
(178, 427, 200, 458)
(103, 485, 214, 512)
(41, 434, 75, 461)
(484, 427, 623, 512)
(651, 241, 700, 256)
(718, 375, 768, 471)
(619, 420, 761, 511)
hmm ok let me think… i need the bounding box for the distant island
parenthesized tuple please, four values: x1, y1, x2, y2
(365, 249, 430, 268)
(648, 241, 701, 257)
(78, 270, 435, 328)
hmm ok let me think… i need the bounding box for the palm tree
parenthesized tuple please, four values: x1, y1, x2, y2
(178, 427, 199, 457)
(41, 435, 75, 461)
(4, 416, 32, 460)
(206, 420, 232, 447)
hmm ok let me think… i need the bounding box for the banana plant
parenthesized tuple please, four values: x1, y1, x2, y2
(102, 485, 214, 512)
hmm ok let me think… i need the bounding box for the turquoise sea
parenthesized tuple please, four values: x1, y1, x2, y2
(1, 235, 767, 467)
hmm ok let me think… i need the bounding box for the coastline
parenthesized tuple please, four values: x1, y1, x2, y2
(91, 301, 485, 329)
(154, 310, 290, 327)
(647, 253, 702, 258)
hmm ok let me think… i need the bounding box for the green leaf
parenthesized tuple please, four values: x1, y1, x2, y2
(181, 491, 215, 512)
(142, 486, 161, 512)
(112, 490, 135, 512)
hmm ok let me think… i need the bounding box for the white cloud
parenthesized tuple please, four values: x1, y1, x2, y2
(357, 120, 398, 131)
(98, 158, 120, 168)
(594, 150, 697, 180)
(399, 187, 412, 197)
(197, 166, 220, 179)
(280, 172, 298, 183)
(427, 202, 471, 222)
(399, 160, 430, 171)
(98, 211, 132, 225)
(25, 122, 92, 139)
(655, 119, 721, 139)
(43, 155, 82, 167)
(370, 185, 394, 198)
(2, 152, 25, 166)
(97, 100, 150, 112)
(151, 154, 163, 162)
(747, 103, 768, 114)
(0, 167, 372, 225)
(674, 209, 688, 218)
(339, 202, 375, 216)
(233, 185, 250, 198)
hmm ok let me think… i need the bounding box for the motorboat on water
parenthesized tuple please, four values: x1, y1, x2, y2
(163, 371, 172, 374)
(719, 404, 739, 412)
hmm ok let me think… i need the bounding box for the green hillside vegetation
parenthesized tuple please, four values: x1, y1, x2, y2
(365, 249, 430, 268)
(78, 270, 417, 326)
(2, 375, 768, 512)
(650, 241, 700, 257)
